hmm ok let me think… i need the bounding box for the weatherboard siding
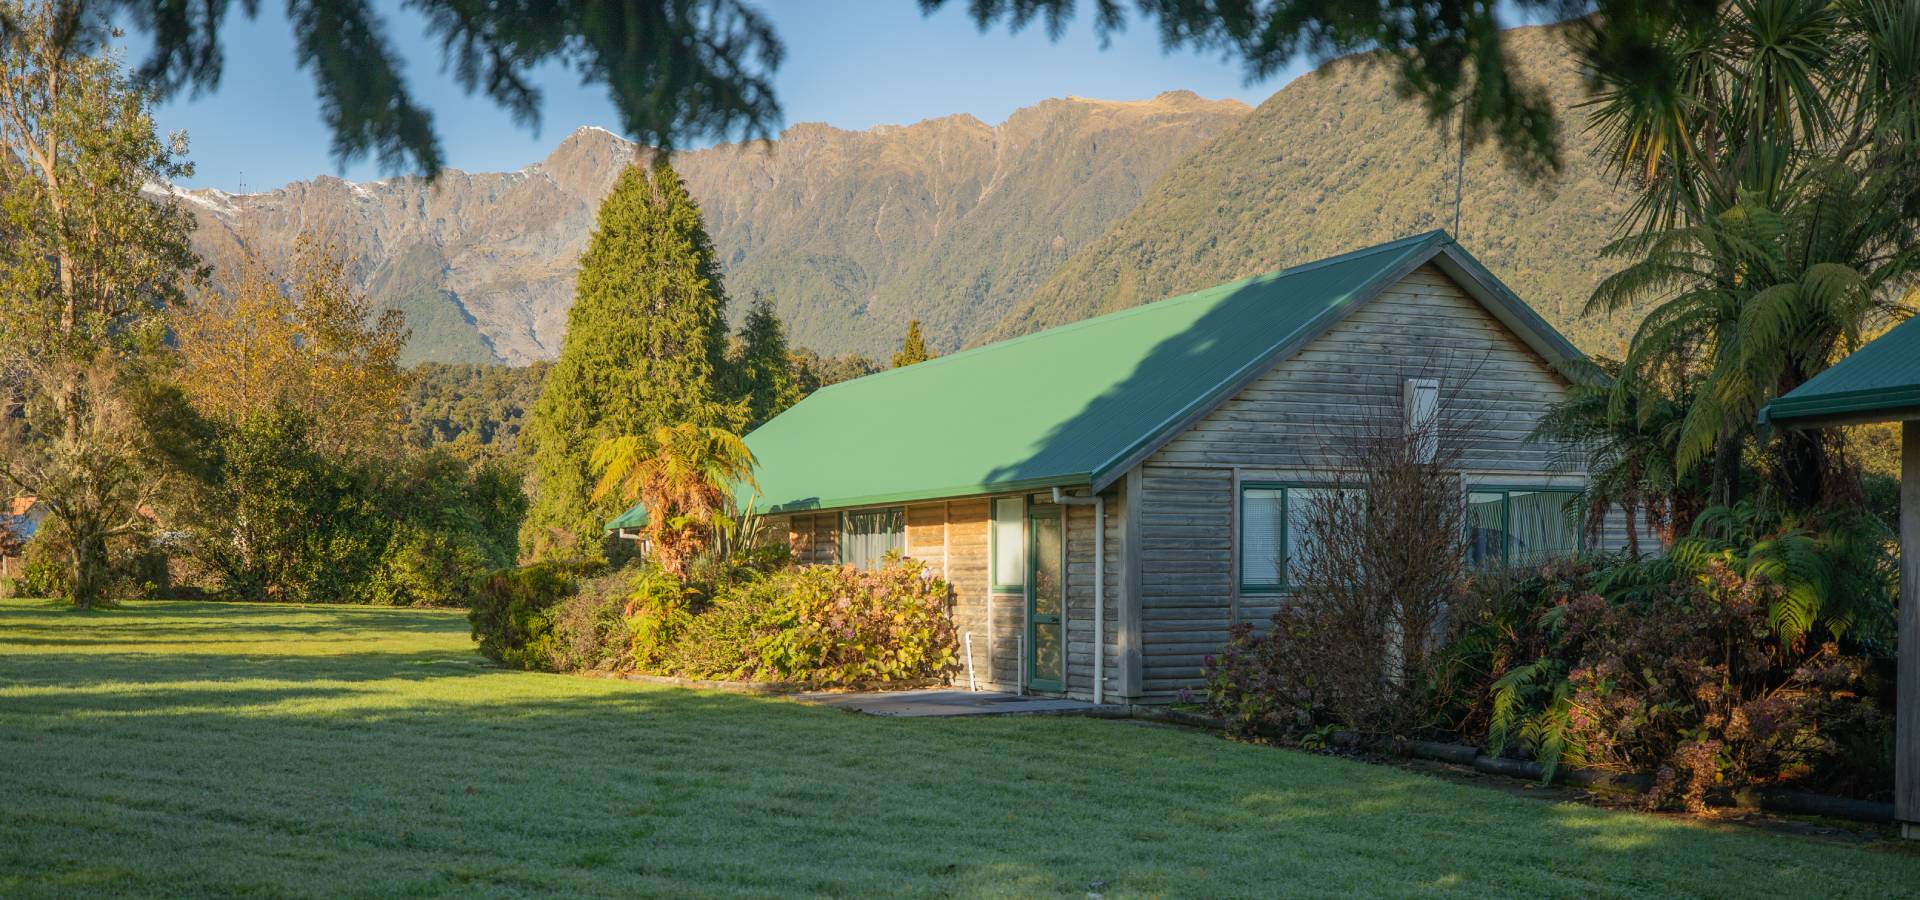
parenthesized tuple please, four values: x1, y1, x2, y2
(1135, 264, 1595, 698)
(904, 503, 946, 572)
(1135, 465, 1236, 698)
(944, 499, 1009, 691)
(1154, 265, 1572, 472)
(1060, 482, 1126, 702)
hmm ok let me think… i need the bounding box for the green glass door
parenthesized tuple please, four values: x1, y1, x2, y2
(1026, 506, 1064, 692)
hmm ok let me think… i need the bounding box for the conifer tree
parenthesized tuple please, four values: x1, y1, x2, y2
(729, 294, 801, 429)
(520, 157, 736, 558)
(891, 320, 934, 369)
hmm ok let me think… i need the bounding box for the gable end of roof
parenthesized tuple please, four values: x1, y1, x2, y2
(1086, 232, 1452, 490)
(1086, 233, 1591, 492)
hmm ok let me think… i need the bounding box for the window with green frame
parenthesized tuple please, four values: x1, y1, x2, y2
(1239, 483, 1359, 591)
(839, 507, 904, 569)
(1466, 489, 1581, 568)
(989, 496, 1024, 592)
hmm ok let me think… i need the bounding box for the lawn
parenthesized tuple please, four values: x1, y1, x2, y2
(2, 600, 1916, 898)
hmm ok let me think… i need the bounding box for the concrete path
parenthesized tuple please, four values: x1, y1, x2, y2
(795, 688, 1128, 718)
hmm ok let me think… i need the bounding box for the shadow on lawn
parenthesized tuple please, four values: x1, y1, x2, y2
(5, 602, 1918, 896)
(1, 600, 465, 632)
(0, 648, 491, 687)
(8, 677, 1919, 896)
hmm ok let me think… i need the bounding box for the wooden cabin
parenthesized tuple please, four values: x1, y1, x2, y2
(614, 232, 1624, 703)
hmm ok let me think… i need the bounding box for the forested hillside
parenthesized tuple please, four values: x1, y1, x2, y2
(986, 25, 1642, 356)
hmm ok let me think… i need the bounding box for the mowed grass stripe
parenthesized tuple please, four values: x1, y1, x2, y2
(2, 599, 1916, 898)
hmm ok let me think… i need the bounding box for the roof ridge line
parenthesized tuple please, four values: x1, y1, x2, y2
(1084, 234, 1447, 486)
(806, 231, 1449, 395)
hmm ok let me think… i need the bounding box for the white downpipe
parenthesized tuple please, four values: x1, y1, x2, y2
(964, 632, 977, 692)
(1052, 487, 1106, 706)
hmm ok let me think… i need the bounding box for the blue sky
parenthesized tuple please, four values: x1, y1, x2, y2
(135, 0, 1314, 193)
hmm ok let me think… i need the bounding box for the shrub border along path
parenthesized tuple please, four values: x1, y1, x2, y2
(5, 598, 1919, 897)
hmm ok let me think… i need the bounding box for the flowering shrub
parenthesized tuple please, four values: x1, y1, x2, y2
(751, 558, 957, 687)
(482, 555, 958, 689)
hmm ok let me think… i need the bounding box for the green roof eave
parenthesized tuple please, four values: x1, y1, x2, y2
(760, 473, 1091, 515)
(1762, 385, 1920, 427)
(606, 503, 647, 531)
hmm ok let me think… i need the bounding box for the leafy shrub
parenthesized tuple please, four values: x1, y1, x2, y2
(1202, 613, 1325, 739)
(625, 565, 696, 668)
(154, 405, 525, 605)
(371, 451, 525, 608)
(1439, 557, 1887, 809)
(1563, 564, 1880, 809)
(480, 555, 958, 689)
(753, 558, 956, 688)
(549, 572, 639, 673)
(371, 524, 493, 608)
(469, 563, 576, 669)
(1594, 500, 1896, 644)
(659, 574, 786, 680)
(7, 522, 178, 602)
(18, 537, 68, 599)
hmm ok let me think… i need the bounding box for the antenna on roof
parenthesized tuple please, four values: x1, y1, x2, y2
(1451, 105, 1466, 238)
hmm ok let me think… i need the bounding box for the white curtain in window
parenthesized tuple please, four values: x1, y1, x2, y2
(1241, 488, 1285, 588)
(991, 497, 1024, 588)
(842, 508, 904, 569)
(1508, 491, 1578, 565)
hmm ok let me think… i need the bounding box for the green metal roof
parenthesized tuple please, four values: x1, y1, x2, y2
(610, 231, 1582, 528)
(1763, 316, 1920, 427)
(607, 503, 647, 531)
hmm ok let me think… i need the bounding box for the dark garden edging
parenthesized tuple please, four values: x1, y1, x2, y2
(579, 670, 951, 696)
(1128, 708, 1895, 826)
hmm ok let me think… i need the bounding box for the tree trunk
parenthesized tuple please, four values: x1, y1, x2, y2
(1709, 431, 1744, 526)
(67, 527, 108, 609)
(1774, 426, 1831, 511)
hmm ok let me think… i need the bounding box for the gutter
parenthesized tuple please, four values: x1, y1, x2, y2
(1051, 487, 1105, 705)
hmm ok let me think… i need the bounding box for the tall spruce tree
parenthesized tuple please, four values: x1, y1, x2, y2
(520, 157, 735, 558)
(729, 294, 801, 429)
(891, 320, 933, 369)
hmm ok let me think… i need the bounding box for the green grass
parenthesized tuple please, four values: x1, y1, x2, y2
(2, 599, 1915, 897)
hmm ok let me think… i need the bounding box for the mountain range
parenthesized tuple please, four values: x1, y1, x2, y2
(171, 24, 1639, 367)
(173, 93, 1248, 364)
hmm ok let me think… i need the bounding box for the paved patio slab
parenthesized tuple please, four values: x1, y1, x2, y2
(795, 688, 1128, 718)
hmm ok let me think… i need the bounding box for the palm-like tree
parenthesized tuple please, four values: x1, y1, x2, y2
(1579, 0, 1920, 509)
(1589, 165, 1917, 507)
(591, 422, 757, 577)
(1534, 357, 1701, 553)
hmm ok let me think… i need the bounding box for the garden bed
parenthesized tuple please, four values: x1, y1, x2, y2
(1139, 704, 1898, 827)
